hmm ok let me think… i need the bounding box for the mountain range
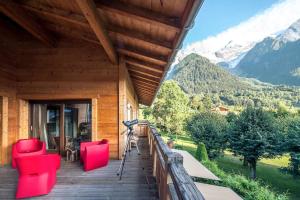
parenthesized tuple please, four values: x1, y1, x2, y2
(167, 53, 300, 108)
(235, 18, 300, 85)
(173, 18, 300, 86)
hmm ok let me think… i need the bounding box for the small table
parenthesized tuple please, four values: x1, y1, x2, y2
(66, 147, 78, 162)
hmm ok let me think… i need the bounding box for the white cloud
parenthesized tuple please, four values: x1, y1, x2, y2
(174, 0, 300, 65)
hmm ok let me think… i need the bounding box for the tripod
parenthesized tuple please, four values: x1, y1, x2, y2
(117, 126, 134, 180)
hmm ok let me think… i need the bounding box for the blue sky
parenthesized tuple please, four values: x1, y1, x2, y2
(175, 0, 300, 64)
(183, 0, 279, 47)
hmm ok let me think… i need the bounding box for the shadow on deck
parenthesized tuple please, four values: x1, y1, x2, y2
(0, 137, 158, 200)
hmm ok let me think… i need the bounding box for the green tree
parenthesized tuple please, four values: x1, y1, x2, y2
(225, 112, 238, 123)
(276, 101, 290, 118)
(152, 80, 190, 136)
(186, 112, 228, 159)
(196, 142, 208, 161)
(139, 105, 154, 121)
(190, 95, 204, 112)
(284, 117, 300, 177)
(228, 107, 282, 179)
(202, 96, 212, 110)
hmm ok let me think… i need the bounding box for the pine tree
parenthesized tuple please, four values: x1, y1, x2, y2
(228, 107, 282, 179)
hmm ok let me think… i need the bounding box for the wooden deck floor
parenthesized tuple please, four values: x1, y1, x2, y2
(0, 138, 158, 200)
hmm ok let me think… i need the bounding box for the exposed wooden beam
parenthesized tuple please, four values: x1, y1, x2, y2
(139, 94, 152, 99)
(127, 67, 161, 80)
(130, 71, 161, 83)
(131, 76, 160, 86)
(45, 22, 100, 45)
(136, 90, 154, 96)
(21, 4, 101, 45)
(125, 57, 164, 73)
(137, 94, 153, 100)
(137, 92, 153, 98)
(136, 88, 155, 95)
(127, 64, 162, 77)
(118, 47, 168, 66)
(132, 78, 159, 87)
(76, 0, 118, 64)
(136, 84, 156, 91)
(133, 82, 157, 90)
(21, 3, 172, 59)
(0, 1, 55, 47)
(108, 26, 173, 51)
(20, 3, 90, 29)
(96, 0, 180, 32)
(136, 89, 155, 96)
(180, 0, 195, 27)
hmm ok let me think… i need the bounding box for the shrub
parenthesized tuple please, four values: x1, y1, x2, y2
(196, 142, 208, 161)
(202, 160, 288, 200)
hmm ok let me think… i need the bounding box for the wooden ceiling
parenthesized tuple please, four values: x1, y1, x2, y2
(0, 0, 203, 105)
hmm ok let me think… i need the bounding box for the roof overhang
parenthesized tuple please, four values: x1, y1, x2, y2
(0, 0, 204, 106)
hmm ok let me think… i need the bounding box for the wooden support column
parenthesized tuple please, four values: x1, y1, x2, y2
(76, 0, 118, 64)
(0, 97, 8, 166)
(91, 98, 98, 141)
(18, 99, 29, 140)
(118, 56, 127, 159)
(59, 104, 65, 155)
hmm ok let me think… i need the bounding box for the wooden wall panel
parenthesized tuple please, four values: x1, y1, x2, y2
(92, 98, 98, 141)
(18, 99, 29, 140)
(0, 23, 139, 161)
(118, 57, 127, 159)
(126, 69, 138, 119)
(98, 95, 119, 158)
(0, 48, 17, 165)
(8, 37, 120, 159)
(0, 97, 8, 166)
(118, 57, 139, 159)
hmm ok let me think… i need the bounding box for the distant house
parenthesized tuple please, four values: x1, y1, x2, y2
(211, 106, 230, 115)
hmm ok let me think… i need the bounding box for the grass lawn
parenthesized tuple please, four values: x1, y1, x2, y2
(216, 155, 300, 200)
(162, 134, 300, 200)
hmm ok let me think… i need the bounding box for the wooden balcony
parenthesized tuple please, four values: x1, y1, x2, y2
(0, 137, 158, 200)
(0, 121, 205, 200)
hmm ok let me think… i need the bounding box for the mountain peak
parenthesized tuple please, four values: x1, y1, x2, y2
(168, 53, 252, 93)
(236, 18, 300, 86)
(275, 18, 300, 44)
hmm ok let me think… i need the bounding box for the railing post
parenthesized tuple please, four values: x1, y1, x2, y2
(152, 143, 157, 177)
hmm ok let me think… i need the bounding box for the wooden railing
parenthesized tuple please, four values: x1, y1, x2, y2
(138, 121, 205, 200)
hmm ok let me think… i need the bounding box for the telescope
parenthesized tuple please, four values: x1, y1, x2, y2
(122, 119, 138, 129)
(117, 119, 139, 180)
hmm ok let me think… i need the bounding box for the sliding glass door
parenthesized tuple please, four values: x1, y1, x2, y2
(30, 101, 91, 155)
(31, 104, 60, 151)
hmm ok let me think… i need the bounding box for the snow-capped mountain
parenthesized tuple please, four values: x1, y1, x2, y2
(236, 18, 300, 86)
(272, 18, 300, 50)
(215, 41, 255, 68)
(174, 40, 256, 69)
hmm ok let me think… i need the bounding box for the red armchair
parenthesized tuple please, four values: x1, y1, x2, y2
(12, 138, 46, 168)
(80, 139, 109, 171)
(15, 154, 61, 199)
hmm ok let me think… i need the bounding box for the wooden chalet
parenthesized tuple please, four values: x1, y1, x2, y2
(0, 0, 205, 199)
